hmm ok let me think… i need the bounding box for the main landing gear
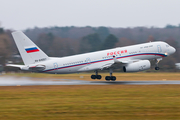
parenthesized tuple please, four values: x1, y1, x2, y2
(155, 58, 162, 70)
(90, 69, 116, 81)
(105, 69, 116, 81)
(91, 70, 102, 80)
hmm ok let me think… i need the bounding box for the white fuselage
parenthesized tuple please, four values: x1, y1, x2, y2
(31, 41, 175, 74)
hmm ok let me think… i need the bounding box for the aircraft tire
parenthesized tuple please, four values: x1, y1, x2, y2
(111, 76, 116, 81)
(96, 75, 102, 80)
(91, 75, 96, 79)
(105, 76, 111, 81)
(155, 67, 160, 70)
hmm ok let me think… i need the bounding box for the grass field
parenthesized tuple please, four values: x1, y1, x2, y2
(1, 72, 180, 119)
(5, 72, 180, 81)
(0, 85, 180, 120)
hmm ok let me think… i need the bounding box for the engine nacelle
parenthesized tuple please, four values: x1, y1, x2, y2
(123, 60, 151, 72)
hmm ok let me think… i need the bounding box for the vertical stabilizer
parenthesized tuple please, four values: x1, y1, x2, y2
(12, 31, 49, 65)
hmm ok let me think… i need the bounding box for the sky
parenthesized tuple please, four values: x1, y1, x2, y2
(0, 0, 180, 30)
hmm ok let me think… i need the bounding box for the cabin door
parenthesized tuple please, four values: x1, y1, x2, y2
(53, 63, 58, 70)
(157, 45, 162, 53)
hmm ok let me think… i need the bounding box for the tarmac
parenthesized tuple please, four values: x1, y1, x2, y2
(1, 76, 180, 86)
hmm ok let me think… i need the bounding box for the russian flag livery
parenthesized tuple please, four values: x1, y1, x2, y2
(25, 47, 39, 53)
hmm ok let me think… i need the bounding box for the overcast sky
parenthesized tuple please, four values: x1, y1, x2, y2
(0, 0, 180, 30)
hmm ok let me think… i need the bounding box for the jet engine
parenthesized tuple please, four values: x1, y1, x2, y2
(123, 60, 151, 72)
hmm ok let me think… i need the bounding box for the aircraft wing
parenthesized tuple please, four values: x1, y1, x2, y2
(100, 56, 140, 70)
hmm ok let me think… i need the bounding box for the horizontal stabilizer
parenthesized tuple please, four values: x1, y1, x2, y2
(6, 64, 45, 71)
(6, 64, 26, 69)
(6, 64, 28, 70)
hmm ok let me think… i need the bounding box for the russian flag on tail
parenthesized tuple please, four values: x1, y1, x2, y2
(25, 47, 39, 53)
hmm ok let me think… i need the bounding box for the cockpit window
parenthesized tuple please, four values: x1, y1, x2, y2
(166, 44, 169, 47)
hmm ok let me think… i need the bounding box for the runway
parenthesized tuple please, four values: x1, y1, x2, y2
(1, 76, 180, 86)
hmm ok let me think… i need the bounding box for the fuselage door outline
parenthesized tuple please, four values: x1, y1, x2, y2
(157, 45, 162, 53)
(53, 63, 58, 70)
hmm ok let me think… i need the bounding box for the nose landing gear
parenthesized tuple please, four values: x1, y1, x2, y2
(155, 66, 160, 70)
(155, 58, 162, 70)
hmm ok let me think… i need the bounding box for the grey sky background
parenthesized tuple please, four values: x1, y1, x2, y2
(0, 0, 180, 30)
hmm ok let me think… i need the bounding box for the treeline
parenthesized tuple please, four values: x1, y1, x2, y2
(0, 25, 180, 71)
(0, 29, 13, 66)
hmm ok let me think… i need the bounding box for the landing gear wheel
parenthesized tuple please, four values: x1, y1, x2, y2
(155, 58, 162, 71)
(91, 70, 102, 80)
(111, 76, 116, 81)
(105, 76, 116, 81)
(106, 69, 116, 81)
(91, 75, 96, 79)
(105, 76, 111, 81)
(96, 75, 102, 80)
(155, 67, 160, 70)
(91, 75, 102, 80)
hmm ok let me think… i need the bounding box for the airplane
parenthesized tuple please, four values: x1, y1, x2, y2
(7, 31, 176, 81)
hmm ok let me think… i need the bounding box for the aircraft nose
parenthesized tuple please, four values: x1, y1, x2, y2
(171, 46, 176, 54)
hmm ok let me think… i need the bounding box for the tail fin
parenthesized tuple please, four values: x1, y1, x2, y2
(12, 31, 49, 65)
